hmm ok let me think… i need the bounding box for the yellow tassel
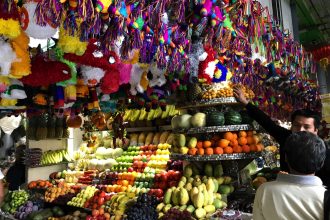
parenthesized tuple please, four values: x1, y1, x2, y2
(58, 27, 88, 56)
(10, 31, 31, 78)
(0, 19, 21, 39)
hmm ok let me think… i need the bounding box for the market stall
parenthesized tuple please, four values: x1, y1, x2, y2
(0, 0, 320, 219)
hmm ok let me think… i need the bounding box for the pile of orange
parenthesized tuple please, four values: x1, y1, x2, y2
(187, 131, 264, 156)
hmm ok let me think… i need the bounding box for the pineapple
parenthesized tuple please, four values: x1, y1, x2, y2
(47, 115, 56, 138)
(35, 114, 48, 140)
(187, 83, 202, 102)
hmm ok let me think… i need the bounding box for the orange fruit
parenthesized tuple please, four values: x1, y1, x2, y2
(247, 131, 254, 136)
(122, 180, 129, 186)
(188, 148, 197, 155)
(203, 140, 212, 148)
(99, 208, 105, 215)
(242, 145, 251, 153)
(232, 133, 238, 139)
(246, 136, 254, 144)
(232, 145, 243, 153)
(205, 147, 214, 155)
(253, 135, 260, 144)
(250, 145, 257, 152)
(256, 143, 264, 152)
(223, 132, 234, 141)
(197, 141, 203, 148)
(217, 139, 230, 148)
(238, 137, 247, 145)
(238, 131, 247, 138)
(224, 147, 233, 154)
(230, 139, 239, 147)
(214, 147, 224, 154)
(198, 148, 205, 155)
(104, 213, 111, 220)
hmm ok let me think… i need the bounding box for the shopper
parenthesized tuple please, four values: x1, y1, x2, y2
(233, 86, 330, 186)
(5, 145, 26, 191)
(253, 131, 327, 220)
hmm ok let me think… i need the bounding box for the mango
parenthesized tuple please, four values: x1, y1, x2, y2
(216, 177, 225, 185)
(206, 179, 215, 193)
(187, 137, 198, 148)
(156, 203, 165, 212)
(179, 188, 189, 205)
(187, 177, 194, 183)
(204, 163, 213, 177)
(203, 188, 209, 206)
(218, 185, 231, 195)
(163, 204, 172, 212)
(183, 165, 193, 178)
(213, 164, 223, 177)
(190, 187, 199, 199)
(214, 193, 222, 200)
(193, 177, 202, 187)
(213, 198, 223, 209)
(164, 189, 172, 204)
(223, 176, 232, 184)
(207, 190, 214, 205)
(185, 182, 193, 191)
(178, 134, 186, 147)
(172, 188, 180, 205)
(204, 204, 216, 213)
(193, 192, 204, 208)
(178, 181, 185, 188)
(192, 164, 200, 176)
(186, 205, 195, 213)
(194, 208, 206, 219)
(212, 178, 219, 193)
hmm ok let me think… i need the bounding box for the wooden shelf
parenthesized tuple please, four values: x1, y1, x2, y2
(28, 161, 69, 168)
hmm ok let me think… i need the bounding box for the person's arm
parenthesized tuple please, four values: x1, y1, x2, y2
(233, 86, 290, 142)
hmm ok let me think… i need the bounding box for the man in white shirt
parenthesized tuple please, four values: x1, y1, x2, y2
(253, 131, 326, 220)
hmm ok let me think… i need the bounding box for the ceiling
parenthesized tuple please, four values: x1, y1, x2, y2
(295, 0, 330, 51)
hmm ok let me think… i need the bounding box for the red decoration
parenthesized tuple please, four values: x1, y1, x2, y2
(311, 45, 330, 61)
(21, 55, 71, 86)
(64, 39, 120, 94)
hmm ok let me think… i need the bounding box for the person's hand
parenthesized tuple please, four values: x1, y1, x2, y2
(233, 86, 249, 105)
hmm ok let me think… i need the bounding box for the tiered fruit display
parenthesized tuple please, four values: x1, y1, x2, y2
(123, 105, 179, 122)
(14, 201, 40, 220)
(84, 190, 112, 212)
(28, 180, 53, 189)
(124, 193, 159, 220)
(40, 149, 72, 165)
(201, 83, 254, 100)
(104, 192, 136, 219)
(67, 186, 98, 207)
(171, 131, 264, 155)
(129, 131, 172, 147)
(157, 163, 232, 219)
(1, 190, 29, 214)
(44, 183, 76, 203)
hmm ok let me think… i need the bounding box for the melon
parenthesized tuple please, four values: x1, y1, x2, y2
(190, 112, 206, 128)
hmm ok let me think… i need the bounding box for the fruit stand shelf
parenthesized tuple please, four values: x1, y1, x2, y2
(174, 124, 258, 134)
(176, 97, 239, 109)
(28, 161, 69, 168)
(170, 152, 261, 161)
(86, 125, 173, 134)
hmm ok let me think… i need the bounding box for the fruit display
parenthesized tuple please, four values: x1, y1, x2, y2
(124, 193, 159, 220)
(14, 201, 40, 220)
(160, 208, 194, 220)
(83, 190, 113, 210)
(1, 190, 29, 214)
(201, 83, 254, 100)
(123, 105, 179, 123)
(104, 192, 136, 219)
(170, 131, 264, 156)
(28, 180, 53, 189)
(157, 162, 233, 219)
(40, 149, 72, 166)
(44, 183, 76, 203)
(67, 186, 98, 207)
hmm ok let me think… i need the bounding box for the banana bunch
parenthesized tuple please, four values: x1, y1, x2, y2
(123, 105, 180, 122)
(105, 192, 136, 217)
(40, 149, 72, 165)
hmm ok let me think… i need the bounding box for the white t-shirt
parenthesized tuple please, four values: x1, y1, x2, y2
(253, 173, 326, 220)
(0, 170, 4, 180)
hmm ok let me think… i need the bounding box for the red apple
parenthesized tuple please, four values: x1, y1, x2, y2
(127, 167, 134, 172)
(154, 189, 164, 197)
(97, 197, 105, 206)
(99, 191, 106, 198)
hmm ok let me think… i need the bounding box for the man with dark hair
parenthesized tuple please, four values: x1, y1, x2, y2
(253, 131, 326, 220)
(233, 86, 330, 186)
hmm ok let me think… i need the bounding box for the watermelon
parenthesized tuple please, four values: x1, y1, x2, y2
(206, 112, 225, 126)
(225, 111, 242, 125)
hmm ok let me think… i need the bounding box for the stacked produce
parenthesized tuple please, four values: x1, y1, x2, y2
(171, 109, 255, 131)
(201, 83, 254, 100)
(28, 180, 53, 189)
(1, 190, 29, 214)
(40, 149, 72, 165)
(25, 148, 42, 167)
(124, 193, 159, 220)
(44, 183, 76, 203)
(123, 105, 179, 125)
(104, 192, 137, 219)
(157, 163, 232, 219)
(83, 190, 112, 214)
(14, 201, 40, 220)
(160, 208, 194, 220)
(170, 131, 264, 155)
(129, 131, 173, 146)
(67, 186, 98, 208)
